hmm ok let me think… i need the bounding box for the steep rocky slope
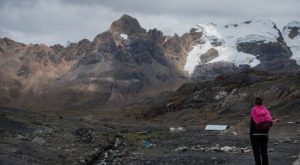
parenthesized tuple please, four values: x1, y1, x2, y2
(127, 70, 300, 123)
(0, 38, 72, 108)
(0, 15, 201, 111)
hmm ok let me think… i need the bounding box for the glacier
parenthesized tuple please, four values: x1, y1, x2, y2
(184, 17, 280, 75)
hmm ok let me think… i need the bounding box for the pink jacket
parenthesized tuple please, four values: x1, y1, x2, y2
(251, 105, 273, 124)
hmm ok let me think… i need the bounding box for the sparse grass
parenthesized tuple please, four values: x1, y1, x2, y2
(29, 119, 43, 126)
(0, 112, 7, 117)
(123, 131, 165, 142)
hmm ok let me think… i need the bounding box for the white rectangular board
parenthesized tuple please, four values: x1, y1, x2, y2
(205, 125, 227, 131)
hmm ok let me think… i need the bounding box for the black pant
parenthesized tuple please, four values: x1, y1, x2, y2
(250, 135, 269, 165)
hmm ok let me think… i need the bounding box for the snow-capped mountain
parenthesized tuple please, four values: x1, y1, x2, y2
(283, 21, 300, 65)
(185, 17, 299, 76)
(0, 15, 299, 111)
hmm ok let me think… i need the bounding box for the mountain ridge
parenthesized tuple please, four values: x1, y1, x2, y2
(0, 14, 299, 111)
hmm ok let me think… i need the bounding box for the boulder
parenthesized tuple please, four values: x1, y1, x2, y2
(200, 48, 219, 63)
(173, 146, 188, 152)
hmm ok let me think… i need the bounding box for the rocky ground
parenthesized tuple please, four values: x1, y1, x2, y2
(0, 107, 119, 165)
(0, 106, 299, 165)
(120, 124, 300, 165)
(1, 71, 300, 165)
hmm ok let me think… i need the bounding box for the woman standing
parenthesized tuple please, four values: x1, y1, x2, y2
(250, 97, 275, 165)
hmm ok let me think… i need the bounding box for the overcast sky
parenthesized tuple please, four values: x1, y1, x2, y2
(0, 0, 299, 46)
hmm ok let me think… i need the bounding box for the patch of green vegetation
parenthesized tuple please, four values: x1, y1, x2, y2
(0, 112, 7, 117)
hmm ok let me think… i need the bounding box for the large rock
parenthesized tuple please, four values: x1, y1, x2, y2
(237, 40, 299, 72)
(191, 62, 247, 81)
(200, 48, 219, 63)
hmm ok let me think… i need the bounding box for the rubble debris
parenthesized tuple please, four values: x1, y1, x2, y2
(268, 148, 275, 152)
(241, 148, 252, 153)
(191, 145, 206, 152)
(293, 155, 300, 165)
(170, 127, 186, 132)
(114, 138, 121, 147)
(32, 137, 46, 145)
(232, 131, 238, 136)
(221, 146, 234, 152)
(188, 144, 252, 154)
(172, 146, 188, 152)
(34, 126, 53, 134)
(16, 134, 29, 141)
(142, 140, 155, 149)
(73, 128, 97, 144)
(215, 91, 228, 100)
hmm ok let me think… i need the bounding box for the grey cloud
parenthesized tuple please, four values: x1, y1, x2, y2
(62, 0, 300, 17)
(0, 0, 299, 45)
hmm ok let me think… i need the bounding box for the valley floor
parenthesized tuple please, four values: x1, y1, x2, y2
(120, 126, 299, 165)
(0, 107, 299, 165)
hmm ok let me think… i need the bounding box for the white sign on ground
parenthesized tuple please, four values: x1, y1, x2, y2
(205, 125, 227, 131)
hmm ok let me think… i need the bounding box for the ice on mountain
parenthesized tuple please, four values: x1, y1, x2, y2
(283, 21, 300, 65)
(184, 17, 279, 74)
(286, 21, 300, 28)
(120, 33, 128, 40)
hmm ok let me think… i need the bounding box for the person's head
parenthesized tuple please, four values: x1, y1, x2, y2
(255, 97, 263, 106)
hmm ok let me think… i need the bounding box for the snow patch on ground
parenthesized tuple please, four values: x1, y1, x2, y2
(184, 17, 278, 74)
(283, 21, 300, 65)
(120, 33, 128, 40)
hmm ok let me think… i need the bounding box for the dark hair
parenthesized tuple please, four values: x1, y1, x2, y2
(255, 97, 263, 105)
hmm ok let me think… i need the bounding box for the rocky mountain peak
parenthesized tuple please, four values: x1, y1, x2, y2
(110, 14, 146, 36)
(248, 17, 275, 25)
(0, 37, 25, 48)
(283, 21, 300, 39)
(283, 21, 300, 65)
